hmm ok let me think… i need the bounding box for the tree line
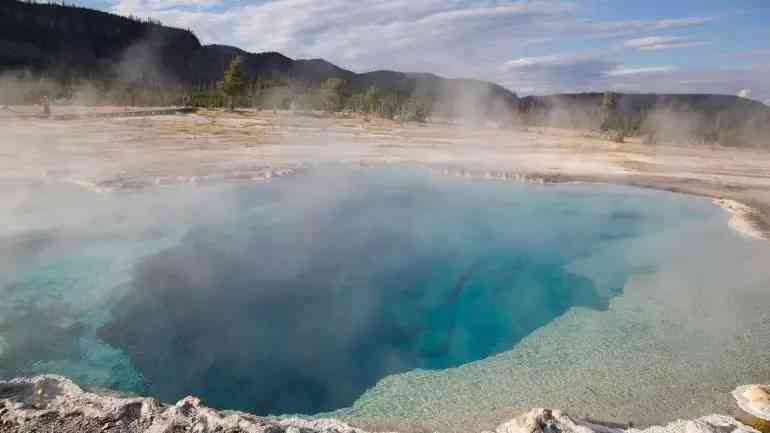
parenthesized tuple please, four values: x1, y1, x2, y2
(520, 91, 770, 147)
(3, 55, 768, 147)
(1, 55, 434, 122)
(213, 55, 432, 121)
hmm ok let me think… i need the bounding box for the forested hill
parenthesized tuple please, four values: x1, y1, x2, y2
(0, 0, 519, 115)
(0, 0, 200, 81)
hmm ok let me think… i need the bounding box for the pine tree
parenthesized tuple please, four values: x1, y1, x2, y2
(220, 56, 248, 111)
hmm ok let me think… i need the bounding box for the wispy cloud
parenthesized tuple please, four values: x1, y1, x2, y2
(604, 65, 677, 76)
(624, 36, 705, 51)
(503, 53, 596, 69)
(582, 16, 715, 36)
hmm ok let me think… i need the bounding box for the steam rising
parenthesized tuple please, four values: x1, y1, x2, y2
(96, 169, 621, 415)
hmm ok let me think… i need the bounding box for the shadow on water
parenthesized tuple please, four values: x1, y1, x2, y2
(97, 170, 631, 416)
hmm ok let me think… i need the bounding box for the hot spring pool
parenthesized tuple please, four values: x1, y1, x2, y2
(2, 167, 770, 432)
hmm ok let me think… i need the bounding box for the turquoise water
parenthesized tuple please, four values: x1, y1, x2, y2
(0, 168, 748, 423)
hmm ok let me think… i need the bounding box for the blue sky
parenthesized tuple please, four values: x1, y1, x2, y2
(71, 0, 770, 101)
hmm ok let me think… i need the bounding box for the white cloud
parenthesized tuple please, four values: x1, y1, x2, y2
(504, 53, 595, 69)
(738, 89, 751, 98)
(623, 36, 704, 51)
(581, 16, 715, 36)
(604, 66, 677, 76)
(415, 1, 577, 25)
(652, 16, 715, 28)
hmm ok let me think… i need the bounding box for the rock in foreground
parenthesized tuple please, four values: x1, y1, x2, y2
(0, 376, 761, 433)
(733, 385, 770, 433)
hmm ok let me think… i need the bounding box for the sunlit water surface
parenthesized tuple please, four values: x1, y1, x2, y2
(2, 167, 769, 432)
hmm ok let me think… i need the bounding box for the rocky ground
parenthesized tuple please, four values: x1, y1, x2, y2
(0, 376, 762, 433)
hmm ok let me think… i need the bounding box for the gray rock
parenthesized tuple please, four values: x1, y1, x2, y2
(0, 376, 761, 433)
(629, 415, 760, 433)
(733, 385, 770, 422)
(497, 409, 620, 433)
(0, 375, 365, 433)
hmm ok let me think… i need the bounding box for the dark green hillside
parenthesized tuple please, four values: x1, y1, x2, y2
(0, 0, 200, 82)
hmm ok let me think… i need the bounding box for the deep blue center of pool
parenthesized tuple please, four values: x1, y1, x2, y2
(98, 170, 634, 415)
(2, 168, 715, 417)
